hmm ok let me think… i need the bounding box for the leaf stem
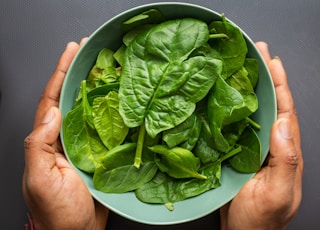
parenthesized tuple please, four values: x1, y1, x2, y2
(246, 117, 261, 130)
(200, 146, 242, 170)
(165, 202, 175, 211)
(81, 80, 94, 129)
(209, 33, 229, 40)
(134, 123, 146, 169)
(219, 146, 242, 162)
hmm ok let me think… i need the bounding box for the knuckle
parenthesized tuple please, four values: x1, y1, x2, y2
(284, 151, 299, 171)
(24, 134, 36, 150)
(24, 133, 46, 153)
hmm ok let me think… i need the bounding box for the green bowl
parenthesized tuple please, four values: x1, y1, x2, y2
(60, 2, 276, 225)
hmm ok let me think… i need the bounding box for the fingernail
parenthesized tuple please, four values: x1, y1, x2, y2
(278, 118, 293, 139)
(41, 107, 56, 124)
(80, 37, 88, 45)
(273, 56, 281, 61)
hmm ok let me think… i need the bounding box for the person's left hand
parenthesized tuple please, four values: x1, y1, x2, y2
(23, 39, 109, 230)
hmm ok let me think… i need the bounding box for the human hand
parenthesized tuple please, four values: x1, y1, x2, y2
(23, 39, 109, 230)
(220, 42, 303, 230)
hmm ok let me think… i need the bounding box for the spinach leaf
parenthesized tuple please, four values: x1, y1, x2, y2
(87, 83, 120, 106)
(88, 48, 120, 88)
(119, 18, 222, 138)
(209, 15, 247, 78)
(244, 58, 259, 88)
(207, 74, 258, 152)
(92, 91, 129, 150)
(228, 126, 261, 173)
(179, 114, 202, 151)
(135, 146, 244, 207)
(113, 44, 126, 67)
(149, 145, 207, 179)
(222, 119, 249, 147)
(73, 83, 120, 117)
(226, 67, 258, 123)
(194, 117, 221, 164)
(122, 24, 155, 47)
(227, 67, 252, 91)
(63, 80, 108, 173)
(93, 143, 158, 193)
(96, 48, 117, 69)
(121, 9, 165, 33)
(162, 113, 201, 150)
(135, 163, 221, 207)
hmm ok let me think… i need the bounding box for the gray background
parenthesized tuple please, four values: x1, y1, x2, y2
(1, 0, 319, 229)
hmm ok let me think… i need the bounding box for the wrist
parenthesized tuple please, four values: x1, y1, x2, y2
(25, 213, 35, 230)
(220, 223, 288, 230)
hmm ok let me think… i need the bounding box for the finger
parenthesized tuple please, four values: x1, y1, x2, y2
(268, 57, 302, 159)
(268, 57, 295, 117)
(24, 107, 62, 174)
(256, 41, 296, 118)
(34, 42, 80, 128)
(80, 37, 88, 46)
(255, 41, 272, 63)
(267, 118, 299, 192)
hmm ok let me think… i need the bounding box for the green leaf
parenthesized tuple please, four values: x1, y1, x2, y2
(207, 75, 258, 152)
(162, 113, 201, 150)
(63, 81, 107, 173)
(113, 44, 126, 67)
(86, 83, 120, 105)
(100, 67, 120, 85)
(244, 58, 259, 88)
(100, 142, 137, 168)
(229, 127, 261, 173)
(226, 67, 258, 123)
(121, 9, 165, 33)
(93, 143, 158, 193)
(119, 18, 222, 138)
(122, 24, 155, 47)
(95, 48, 116, 69)
(209, 15, 247, 78)
(88, 48, 119, 88)
(92, 91, 129, 150)
(149, 145, 206, 179)
(207, 76, 244, 151)
(194, 117, 221, 164)
(135, 162, 221, 205)
(222, 119, 249, 147)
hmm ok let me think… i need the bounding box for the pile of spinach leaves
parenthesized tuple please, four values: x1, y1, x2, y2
(63, 9, 262, 210)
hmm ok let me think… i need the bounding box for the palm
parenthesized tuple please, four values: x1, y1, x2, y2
(47, 153, 102, 229)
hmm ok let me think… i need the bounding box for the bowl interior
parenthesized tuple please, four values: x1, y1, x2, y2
(60, 2, 276, 225)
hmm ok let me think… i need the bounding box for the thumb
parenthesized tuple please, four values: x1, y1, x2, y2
(268, 118, 299, 189)
(24, 107, 62, 171)
(37, 106, 61, 145)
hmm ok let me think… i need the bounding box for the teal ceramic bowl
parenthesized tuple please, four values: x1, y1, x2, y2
(60, 2, 276, 225)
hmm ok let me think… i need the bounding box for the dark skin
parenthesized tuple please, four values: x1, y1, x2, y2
(23, 39, 109, 230)
(23, 40, 302, 230)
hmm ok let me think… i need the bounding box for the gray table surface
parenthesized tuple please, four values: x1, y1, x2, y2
(1, 0, 319, 229)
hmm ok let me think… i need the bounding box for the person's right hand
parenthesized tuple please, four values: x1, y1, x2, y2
(220, 41, 303, 230)
(23, 40, 109, 230)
